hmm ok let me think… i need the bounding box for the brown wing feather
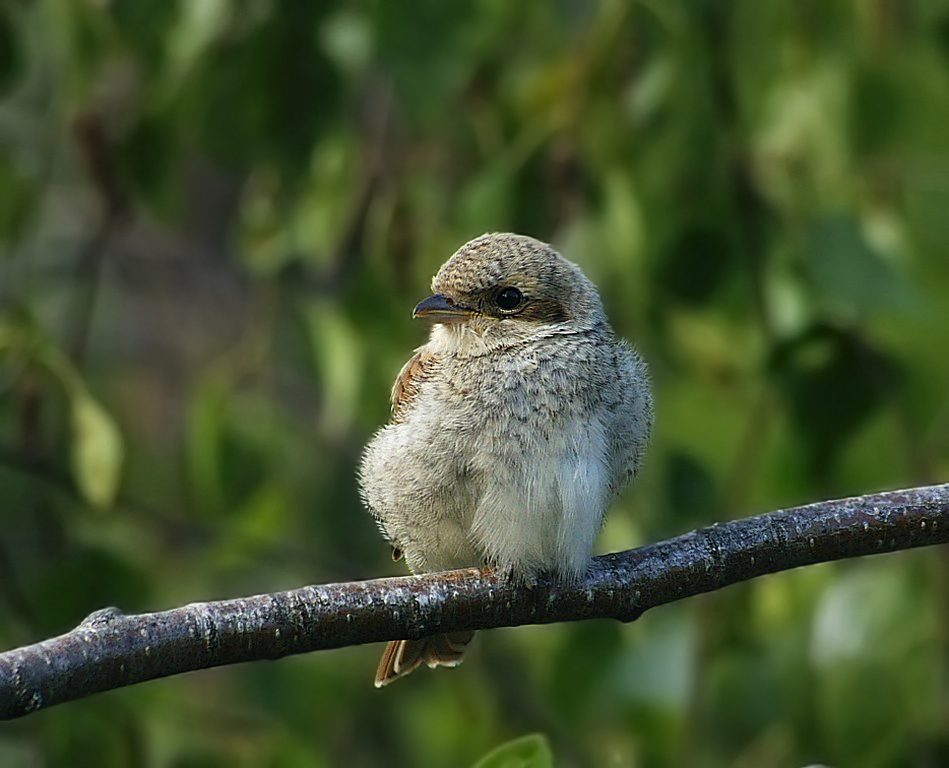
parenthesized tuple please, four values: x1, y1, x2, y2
(374, 632, 475, 687)
(391, 347, 437, 423)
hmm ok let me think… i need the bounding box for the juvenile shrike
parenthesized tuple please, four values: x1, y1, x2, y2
(359, 232, 652, 686)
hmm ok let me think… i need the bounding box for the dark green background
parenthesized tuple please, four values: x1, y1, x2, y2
(2, 1, 949, 766)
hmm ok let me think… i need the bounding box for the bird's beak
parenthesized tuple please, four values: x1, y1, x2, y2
(413, 294, 476, 324)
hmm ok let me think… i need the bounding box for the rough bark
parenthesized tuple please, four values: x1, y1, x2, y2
(2, 484, 947, 720)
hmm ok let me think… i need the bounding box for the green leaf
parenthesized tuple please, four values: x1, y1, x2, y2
(304, 302, 365, 436)
(472, 734, 554, 768)
(71, 392, 124, 509)
(802, 213, 914, 313)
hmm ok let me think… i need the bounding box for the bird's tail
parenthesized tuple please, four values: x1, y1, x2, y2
(374, 631, 475, 687)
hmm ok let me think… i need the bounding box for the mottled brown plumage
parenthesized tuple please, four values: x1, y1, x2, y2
(359, 233, 653, 686)
(391, 349, 436, 424)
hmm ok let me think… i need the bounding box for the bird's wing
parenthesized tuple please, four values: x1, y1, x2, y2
(391, 347, 438, 423)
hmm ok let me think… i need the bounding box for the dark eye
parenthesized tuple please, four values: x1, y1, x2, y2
(495, 287, 523, 311)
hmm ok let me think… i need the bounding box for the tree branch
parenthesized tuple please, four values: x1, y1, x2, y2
(2, 484, 948, 720)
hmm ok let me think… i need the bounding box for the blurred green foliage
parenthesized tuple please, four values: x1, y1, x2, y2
(1, 1, 949, 766)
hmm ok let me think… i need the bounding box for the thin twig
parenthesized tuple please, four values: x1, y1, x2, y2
(1, 483, 947, 720)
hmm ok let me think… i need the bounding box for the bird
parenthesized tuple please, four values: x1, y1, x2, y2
(358, 232, 652, 686)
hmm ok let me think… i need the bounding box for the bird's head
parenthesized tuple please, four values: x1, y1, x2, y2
(413, 233, 607, 350)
